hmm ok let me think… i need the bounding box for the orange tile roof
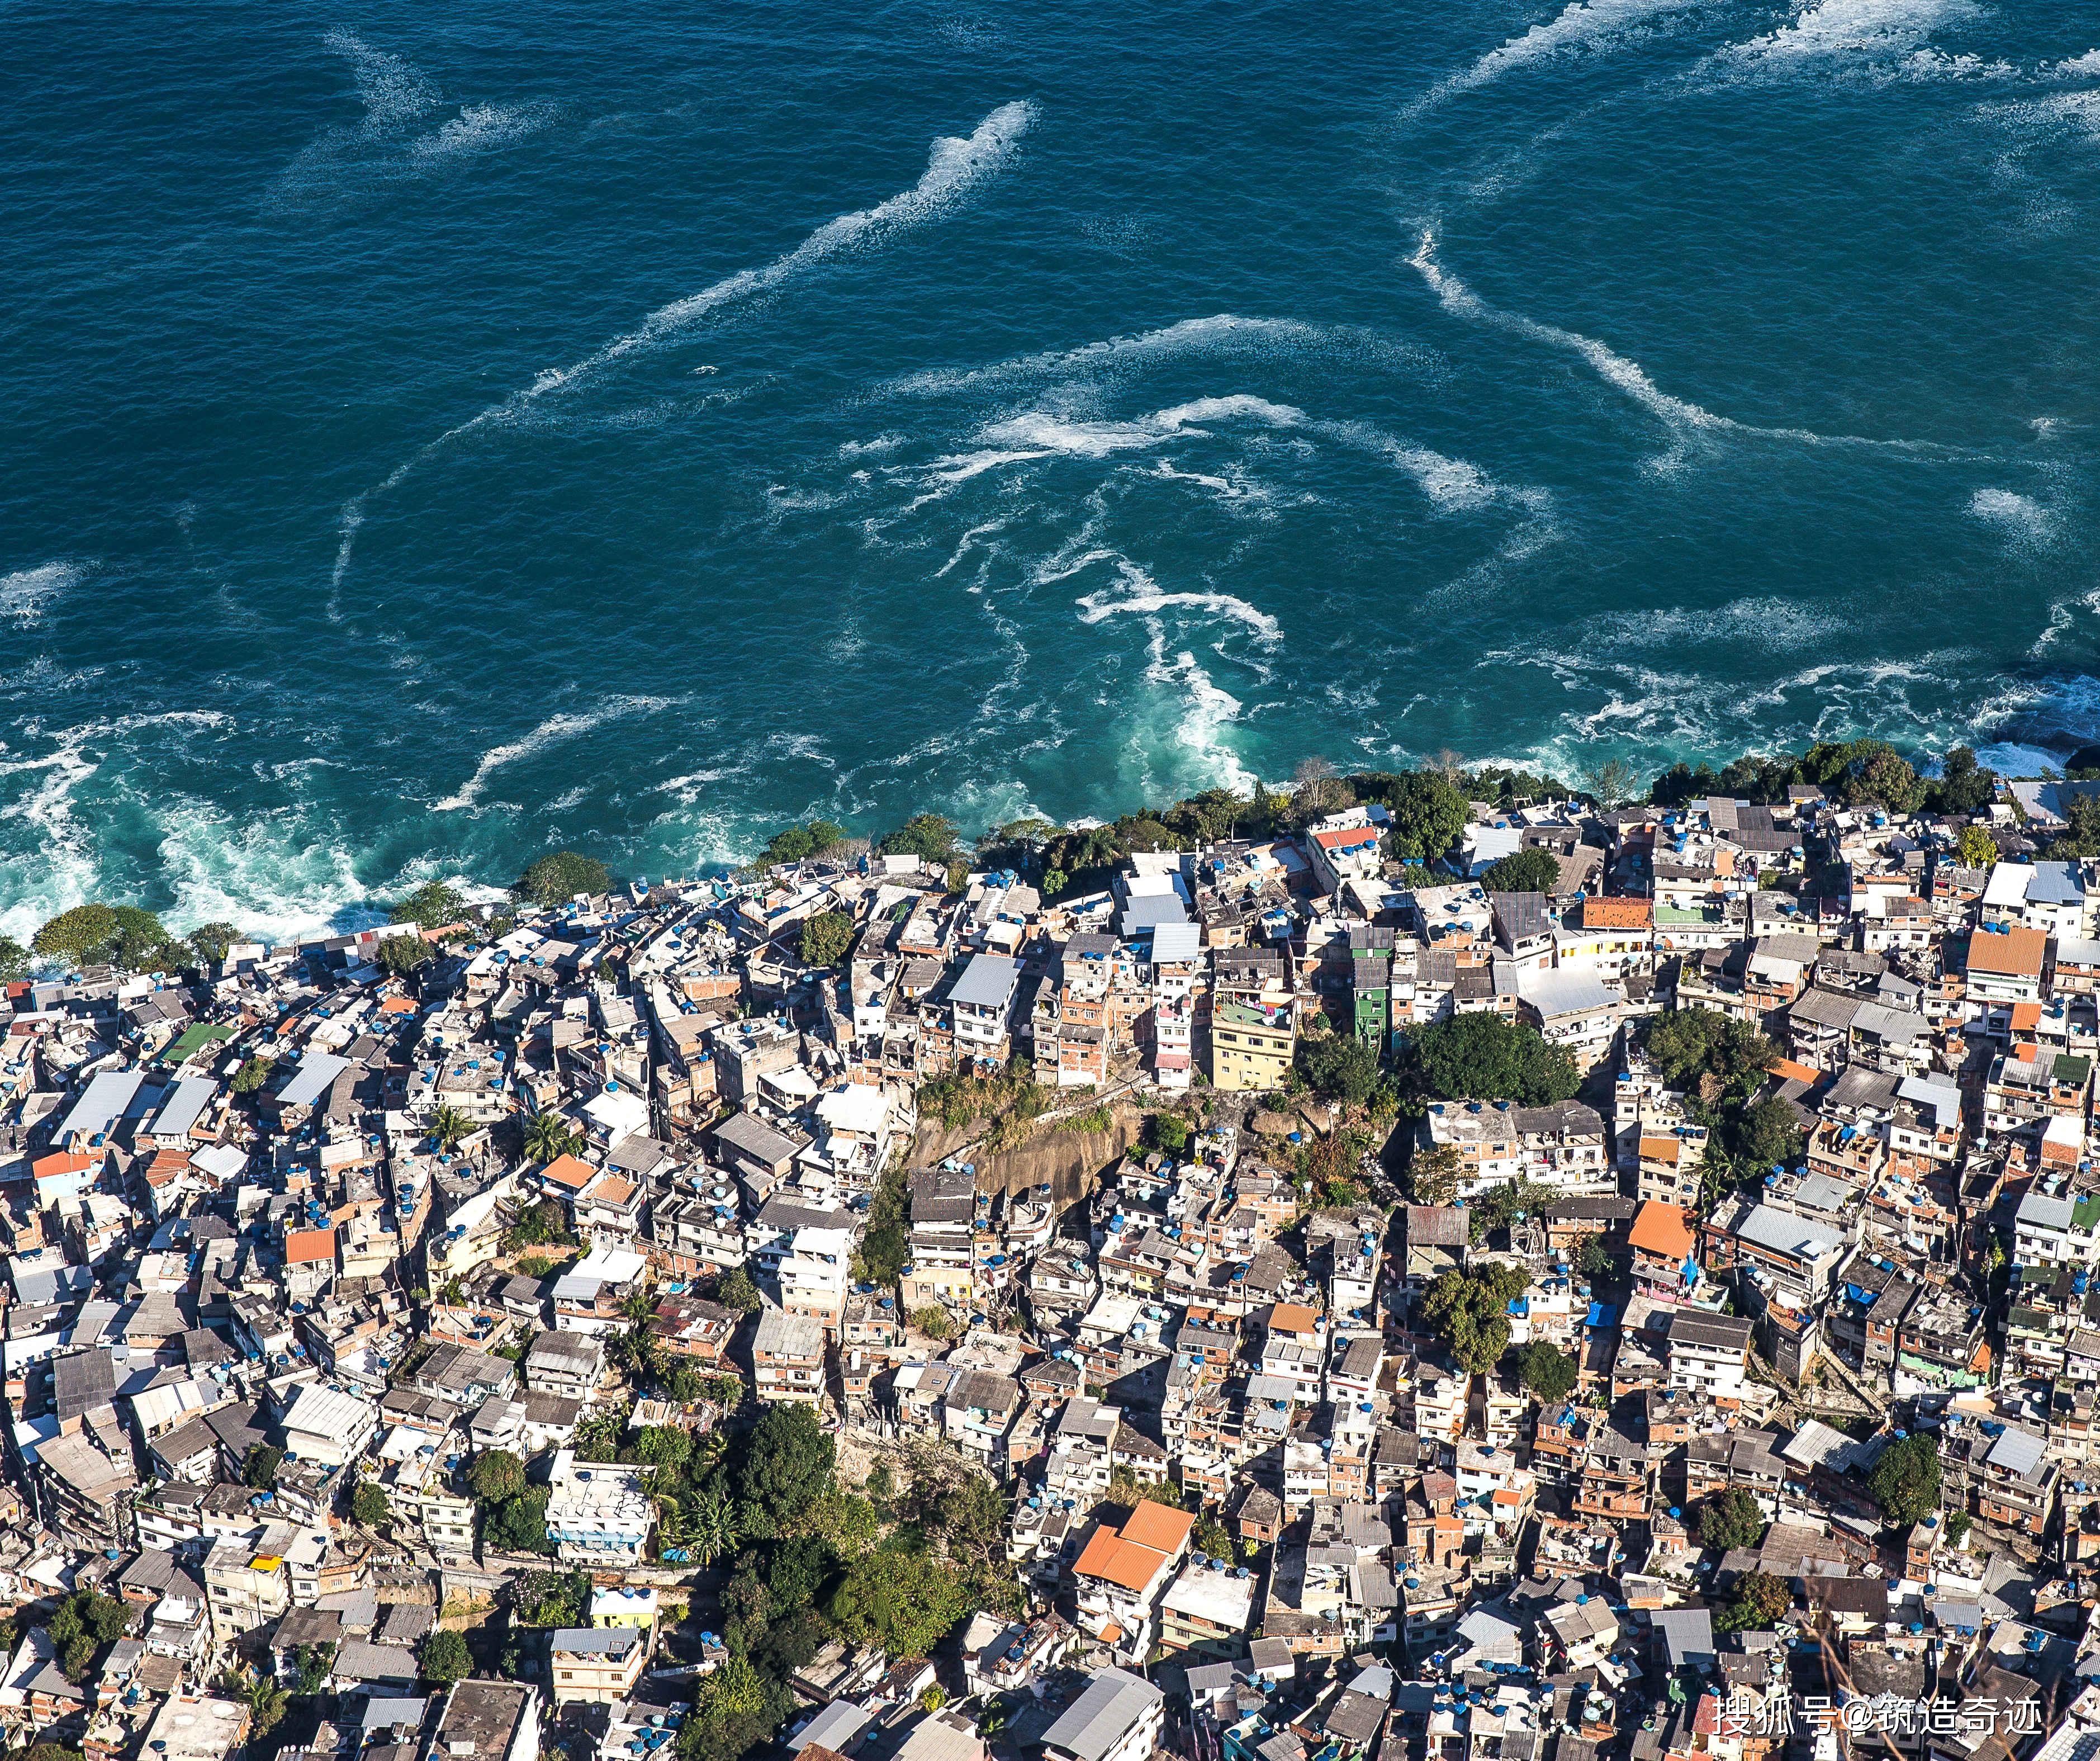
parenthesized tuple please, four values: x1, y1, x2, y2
(1073, 1526, 1169, 1593)
(379, 996, 418, 1016)
(541, 1152, 595, 1190)
(31, 1151, 91, 1181)
(1312, 826, 1381, 849)
(585, 1175, 637, 1206)
(1580, 897, 1653, 930)
(1966, 925, 2046, 978)
(1120, 1498, 1194, 1554)
(1770, 1058, 1821, 1085)
(1628, 1201, 1693, 1261)
(1637, 1136, 1682, 1164)
(1269, 1302, 1320, 1337)
(284, 1227, 336, 1265)
(2009, 1001, 2044, 1031)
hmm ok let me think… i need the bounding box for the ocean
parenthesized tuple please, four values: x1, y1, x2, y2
(5, 0, 2100, 939)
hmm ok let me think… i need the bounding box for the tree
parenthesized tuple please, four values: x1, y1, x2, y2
(1931, 746, 1995, 817)
(1481, 847, 1562, 894)
(374, 932, 432, 978)
(1378, 770, 1469, 865)
(1405, 1144, 1460, 1206)
(222, 1667, 290, 1738)
(50, 1590, 129, 1680)
(921, 1685, 949, 1713)
(429, 1105, 472, 1154)
(186, 921, 243, 966)
(1716, 1569, 1792, 1632)
(912, 1306, 955, 1339)
(678, 1655, 789, 1761)
(391, 881, 465, 930)
(513, 1569, 591, 1628)
(714, 1266, 762, 1314)
(1295, 1035, 1386, 1106)
(685, 1481, 743, 1566)
(1397, 1012, 1579, 1109)
(1418, 1262, 1530, 1374)
(828, 1546, 970, 1659)
(798, 910, 856, 968)
(879, 814, 962, 864)
(486, 1488, 553, 1555)
(1867, 1433, 1942, 1528)
(351, 1480, 391, 1527)
(467, 1449, 527, 1506)
(739, 1403, 836, 1536)
(1193, 1516, 1236, 1562)
(293, 1641, 337, 1696)
(1513, 1342, 1578, 1403)
(231, 1055, 275, 1096)
(420, 1627, 471, 1686)
(1955, 824, 1998, 869)
(1575, 1233, 1616, 1279)
(524, 1110, 581, 1164)
(243, 1443, 283, 1489)
(515, 850, 610, 907)
(1699, 1487, 1767, 1550)
(1151, 1113, 1191, 1155)
(34, 903, 188, 973)
(1581, 756, 1638, 810)
(1643, 1009, 1777, 1104)
(2060, 794, 2100, 860)
(1945, 1509, 1973, 1546)
(760, 821, 848, 867)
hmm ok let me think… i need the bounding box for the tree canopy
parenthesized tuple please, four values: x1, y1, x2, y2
(1867, 1433, 1942, 1528)
(467, 1449, 526, 1505)
(1397, 1013, 1579, 1110)
(1643, 1009, 1778, 1107)
(515, 850, 610, 907)
(1418, 1262, 1530, 1374)
(1481, 847, 1561, 894)
(798, 910, 856, 968)
(879, 815, 961, 864)
(419, 1627, 470, 1686)
(1295, 1034, 1388, 1106)
(1698, 1487, 1766, 1551)
(1359, 770, 1467, 864)
(760, 821, 848, 867)
(32, 903, 190, 973)
(738, 1404, 836, 1537)
(1716, 1569, 1792, 1632)
(827, 1545, 972, 1660)
(390, 881, 465, 930)
(1512, 1341, 1578, 1402)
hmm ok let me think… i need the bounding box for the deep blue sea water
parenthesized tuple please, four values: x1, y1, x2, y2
(7, 0, 2100, 937)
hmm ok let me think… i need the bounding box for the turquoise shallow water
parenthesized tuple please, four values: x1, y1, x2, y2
(6, 0, 2100, 936)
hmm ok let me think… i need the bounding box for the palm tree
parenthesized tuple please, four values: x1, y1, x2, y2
(523, 1110, 577, 1164)
(429, 1105, 471, 1155)
(685, 1482, 740, 1566)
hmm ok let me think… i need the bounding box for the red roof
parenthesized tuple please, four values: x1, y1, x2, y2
(1312, 826, 1381, 850)
(1629, 1201, 1693, 1261)
(1967, 925, 2046, 978)
(31, 1151, 91, 1182)
(284, 1228, 336, 1265)
(1580, 897, 1653, 930)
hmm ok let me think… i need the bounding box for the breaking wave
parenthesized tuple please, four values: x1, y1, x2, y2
(0, 560, 84, 627)
(434, 696, 687, 811)
(330, 102, 1037, 588)
(1410, 0, 1697, 115)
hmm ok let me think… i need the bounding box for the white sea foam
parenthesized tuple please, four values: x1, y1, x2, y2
(922, 392, 1529, 517)
(2050, 49, 2100, 75)
(1712, 0, 2007, 79)
(1412, 0, 1695, 115)
(274, 31, 551, 209)
(1408, 228, 1957, 453)
(332, 103, 1036, 588)
(409, 101, 554, 163)
(434, 695, 684, 811)
(0, 560, 83, 627)
(885, 314, 1424, 399)
(1969, 486, 2058, 547)
(1074, 560, 1284, 646)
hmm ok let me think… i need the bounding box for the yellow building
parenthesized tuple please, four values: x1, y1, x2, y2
(1210, 1001, 1295, 1091)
